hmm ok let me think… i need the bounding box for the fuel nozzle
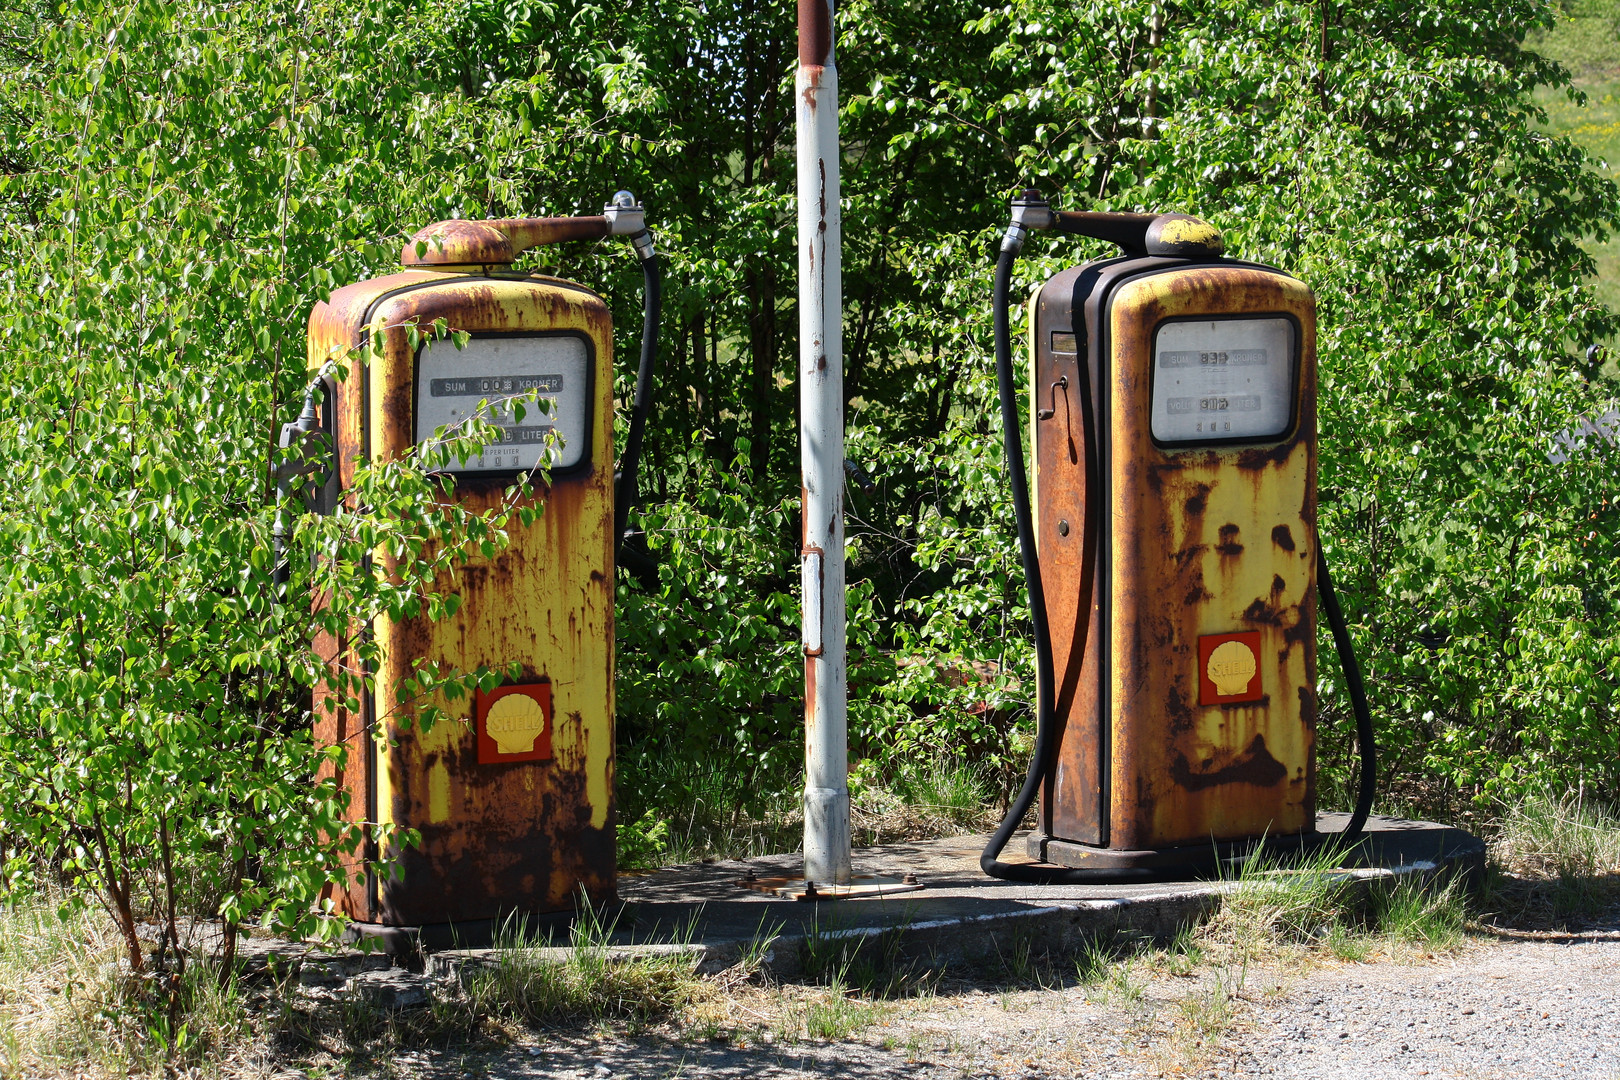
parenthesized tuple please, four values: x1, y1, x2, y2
(272, 378, 332, 597)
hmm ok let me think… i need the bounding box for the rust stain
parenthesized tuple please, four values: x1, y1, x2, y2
(1164, 685, 1194, 735)
(1271, 524, 1296, 551)
(402, 216, 612, 267)
(1172, 543, 1208, 569)
(1042, 262, 1317, 851)
(798, 0, 832, 66)
(1241, 597, 1286, 625)
(307, 264, 617, 925)
(1169, 734, 1288, 791)
(818, 159, 827, 226)
(1283, 617, 1314, 648)
(1147, 460, 1185, 493)
(1237, 440, 1294, 471)
(1183, 571, 1212, 606)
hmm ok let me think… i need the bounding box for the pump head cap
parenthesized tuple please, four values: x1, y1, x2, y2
(1144, 214, 1225, 258)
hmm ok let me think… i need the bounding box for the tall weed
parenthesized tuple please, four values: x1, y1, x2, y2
(459, 903, 701, 1027)
(1493, 792, 1620, 879)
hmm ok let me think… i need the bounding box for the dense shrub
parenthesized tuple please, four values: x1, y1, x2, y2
(0, 0, 1615, 936)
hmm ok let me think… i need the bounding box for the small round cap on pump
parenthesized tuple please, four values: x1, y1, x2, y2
(400, 213, 614, 267)
(402, 220, 515, 266)
(1143, 214, 1224, 258)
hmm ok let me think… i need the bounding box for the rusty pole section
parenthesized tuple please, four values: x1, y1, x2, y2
(797, 0, 850, 886)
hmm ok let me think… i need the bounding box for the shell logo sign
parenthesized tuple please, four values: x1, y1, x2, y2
(475, 683, 553, 764)
(1206, 640, 1258, 696)
(1197, 631, 1264, 706)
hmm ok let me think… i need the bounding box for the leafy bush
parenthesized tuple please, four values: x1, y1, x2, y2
(2, 0, 1618, 955)
(0, 0, 552, 963)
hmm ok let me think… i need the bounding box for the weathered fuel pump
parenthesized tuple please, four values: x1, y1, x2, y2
(304, 193, 659, 928)
(981, 191, 1376, 882)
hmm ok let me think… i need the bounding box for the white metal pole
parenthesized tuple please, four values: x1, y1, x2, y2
(796, 0, 850, 886)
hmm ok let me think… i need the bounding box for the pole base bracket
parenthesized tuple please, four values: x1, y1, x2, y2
(735, 872, 925, 902)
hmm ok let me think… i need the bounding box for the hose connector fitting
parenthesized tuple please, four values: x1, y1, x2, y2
(1003, 188, 1054, 255)
(605, 190, 656, 261)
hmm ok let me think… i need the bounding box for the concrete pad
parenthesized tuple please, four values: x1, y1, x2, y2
(431, 813, 1482, 982)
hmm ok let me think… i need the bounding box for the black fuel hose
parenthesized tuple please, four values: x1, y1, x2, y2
(981, 246, 1171, 884)
(1316, 545, 1376, 837)
(614, 245, 661, 564)
(980, 242, 1377, 885)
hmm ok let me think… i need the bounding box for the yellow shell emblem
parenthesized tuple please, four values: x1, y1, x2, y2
(1206, 639, 1257, 697)
(486, 693, 546, 755)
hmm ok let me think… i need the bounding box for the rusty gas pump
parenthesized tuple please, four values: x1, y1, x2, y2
(303, 193, 659, 929)
(981, 190, 1376, 882)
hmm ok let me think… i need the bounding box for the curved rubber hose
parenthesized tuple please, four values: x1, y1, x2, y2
(979, 247, 1171, 884)
(979, 243, 1375, 879)
(614, 250, 661, 561)
(1315, 545, 1376, 838)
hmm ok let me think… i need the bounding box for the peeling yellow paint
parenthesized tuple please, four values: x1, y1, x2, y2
(1156, 216, 1224, 253)
(428, 761, 450, 823)
(310, 267, 617, 923)
(1107, 268, 1317, 849)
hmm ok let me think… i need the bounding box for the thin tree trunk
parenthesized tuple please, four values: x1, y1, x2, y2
(1318, 0, 1332, 105)
(747, 261, 776, 480)
(91, 809, 143, 974)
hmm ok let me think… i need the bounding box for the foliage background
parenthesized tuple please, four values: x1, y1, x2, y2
(0, 0, 1617, 929)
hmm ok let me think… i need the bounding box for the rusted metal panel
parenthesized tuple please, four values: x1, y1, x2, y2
(401, 217, 612, 266)
(1106, 267, 1317, 850)
(1031, 266, 1103, 845)
(1033, 262, 1317, 858)
(307, 268, 616, 926)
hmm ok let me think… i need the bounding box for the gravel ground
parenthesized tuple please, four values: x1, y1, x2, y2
(1232, 930, 1620, 1080)
(366, 926, 1620, 1080)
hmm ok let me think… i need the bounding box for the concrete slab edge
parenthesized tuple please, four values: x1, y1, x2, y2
(431, 851, 1481, 984)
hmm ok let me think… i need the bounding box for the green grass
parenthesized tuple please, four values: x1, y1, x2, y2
(1169, 969, 1238, 1060)
(1493, 790, 1620, 878)
(1199, 842, 1361, 957)
(614, 747, 802, 869)
(0, 894, 256, 1079)
(1369, 874, 1469, 952)
(887, 755, 993, 831)
(1530, 12, 1620, 333)
(1485, 791, 1620, 926)
(458, 903, 703, 1028)
(1194, 840, 1472, 967)
(615, 747, 996, 871)
(0, 890, 726, 1077)
(793, 973, 881, 1042)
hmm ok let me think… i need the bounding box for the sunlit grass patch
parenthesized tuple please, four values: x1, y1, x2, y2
(1484, 792, 1620, 927)
(1194, 841, 1471, 967)
(0, 894, 257, 1078)
(1197, 843, 1361, 959)
(1493, 791, 1620, 879)
(1530, 15, 1620, 341)
(456, 904, 704, 1030)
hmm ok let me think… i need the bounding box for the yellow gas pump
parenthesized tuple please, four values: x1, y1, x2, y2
(981, 190, 1375, 882)
(302, 193, 660, 928)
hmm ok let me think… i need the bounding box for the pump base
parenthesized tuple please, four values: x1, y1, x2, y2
(1029, 827, 1333, 874)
